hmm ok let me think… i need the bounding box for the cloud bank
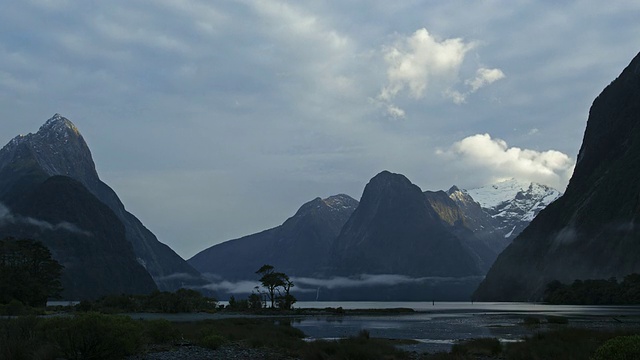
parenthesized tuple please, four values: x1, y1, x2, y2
(199, 273, 483, 295)
(0, 203, 92, 236)
(438, 133, 575, 189)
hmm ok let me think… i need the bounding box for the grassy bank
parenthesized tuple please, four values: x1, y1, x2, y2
(2, 313, 639, 360)
(0, 313, 414, 360)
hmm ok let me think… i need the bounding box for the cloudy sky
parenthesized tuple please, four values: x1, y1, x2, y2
(1, 1, 639, 258)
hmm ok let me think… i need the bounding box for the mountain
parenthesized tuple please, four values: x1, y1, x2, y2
(0, 114, 202, 291)
(446, 179, 562, 256)
(332, 171, 485, 277)
(0, 174, 157, 299)
(188, 171, 561, 301)
(188, 194, 358, 281)
(463, 179, 562, 240)
(474, 51, 640, 301)
(424, 190, 501, 272)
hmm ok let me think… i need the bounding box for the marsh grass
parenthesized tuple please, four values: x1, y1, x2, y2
(3, 313, 638, 360)
(451, 337, 501, 357)
(172, 317, 307, 355)
(425, 328, 640, 360)
(505, 328, 635, 360)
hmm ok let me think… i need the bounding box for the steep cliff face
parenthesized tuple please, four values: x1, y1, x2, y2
(474, 51, 640, 301)
(0, 175, 157, 299)
(332, 171, 484, 277)
(0, 114, 202, 290)
(189, 194, 358, 281)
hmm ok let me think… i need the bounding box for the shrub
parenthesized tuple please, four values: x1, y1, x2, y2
(143, 319, 178, 344)
(200, 334, 227, 349)
(592, 335, 640, 360)
(504, 328, 622, 360)
(0, 316, 52, 360)
(41, 313, 143, 360)
(451, 337, 501, 356)
(3, 299, 26, 316)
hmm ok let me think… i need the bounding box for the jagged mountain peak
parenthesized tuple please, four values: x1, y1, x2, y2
(447, 185, 461, 194)
(39, 113, 81, 137)
(0, 114, 97, 182)
(445, 179, 561, 242)
(292, 194, 358, 219)
(464, 178, 561, 211)
(0, 114, 204, 291)
(322, 194, 358, 211)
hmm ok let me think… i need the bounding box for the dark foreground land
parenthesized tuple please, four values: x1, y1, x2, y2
(2, 309, 640, 360)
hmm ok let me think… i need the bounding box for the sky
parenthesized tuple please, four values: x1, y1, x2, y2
(1, 1, 639, 259)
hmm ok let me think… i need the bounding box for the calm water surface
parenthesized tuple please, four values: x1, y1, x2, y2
(291, 302, 640, 353)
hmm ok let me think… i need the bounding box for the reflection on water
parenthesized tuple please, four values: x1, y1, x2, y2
(292, 302, 640, 353)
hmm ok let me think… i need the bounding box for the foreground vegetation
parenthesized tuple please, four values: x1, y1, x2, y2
(424, 328, 640, 360)
(2, 312, 639, 360)
(0, 237, 63, 307)
(0, 313, 412, 360)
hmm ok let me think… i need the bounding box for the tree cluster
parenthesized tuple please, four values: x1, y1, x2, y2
(544, 274, 640, 304)
(255, 264, 296, 309)
(80, 289, 218, 313)
(0, 237, 63, 307)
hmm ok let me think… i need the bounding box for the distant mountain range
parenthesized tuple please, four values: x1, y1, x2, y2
(190, 171, 560, 300)
(0, 111, 576, 302)
(475, 50, 640, 301)
(0, 115, 203, 299)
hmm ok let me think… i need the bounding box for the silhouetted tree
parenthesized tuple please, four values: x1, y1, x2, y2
(256, 264, 284, 308)
(0, 237, 63, 306)
(255, 264, 296, 309)
(276, 273, 296, 310)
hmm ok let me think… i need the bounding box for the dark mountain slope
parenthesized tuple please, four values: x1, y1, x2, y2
(189, 194, 358, 280)
(0, 115, 202, 290)
(424, 190, 498, 272)
(332, 171, 484, 277)
(0, 175, 157, 299)
(475, 51, 640, 301)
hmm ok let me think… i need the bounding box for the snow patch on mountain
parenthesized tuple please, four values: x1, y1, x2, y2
(452, 178, 562, 241)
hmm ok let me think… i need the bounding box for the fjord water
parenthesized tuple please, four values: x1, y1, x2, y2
(292, 302, 640, 353)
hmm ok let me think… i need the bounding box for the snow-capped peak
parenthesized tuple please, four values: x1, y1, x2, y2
(451, 178, 562, 241)
(464, 178, 559, 210)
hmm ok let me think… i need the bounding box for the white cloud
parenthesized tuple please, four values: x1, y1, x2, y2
(385, 103, 406, 119)
(0, 202, 92, 236)
(377, 28, 504, 116)
(466, 68, 505, 92)
(438, 133, 575, 189)
(201, 279, 261, 294)
(380, 28, 473, 102)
